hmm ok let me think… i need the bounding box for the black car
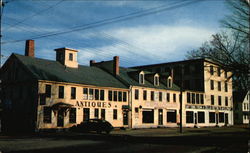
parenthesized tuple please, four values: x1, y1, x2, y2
(71, 119, 114, 134)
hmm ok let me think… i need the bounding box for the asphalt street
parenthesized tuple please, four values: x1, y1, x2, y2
(0, 126, 249, 153)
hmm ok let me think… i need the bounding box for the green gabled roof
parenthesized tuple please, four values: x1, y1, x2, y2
(13, 54, 127, 89)
(90, 60, 180, 90)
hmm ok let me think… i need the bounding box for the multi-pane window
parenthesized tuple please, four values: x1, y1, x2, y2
(71, 87, 76, 99)
(210, 80, 214, 90)
(108, 90, 112, 101)
(218, 81, 221, 91)
(143, 90, 147, 100)
(225, 97, 228, 106)
(196, 94, 200, 104)
(187, 92, 191, 103)
(209, 112, 215, 123)
(69, 53, 73, 61)
(58, 86, 64, 98)
(45, 84, 51, 98)
(159, 92, 162, 101)
(101, 109, 105, 119)
(139, 74, 144, 84)
(166, 93, 170, 102)
(123, 92, 127, 102)
(217, 67, 221, 76)
(211, 95, 214, 105)
(186, 111, 194, 123)
(69, 108, 76, 123)
(210, 65, 214, 75)
(192, 93, 195, 104)
(94, 109, 99, 118)
(89, 89, 94, 100)
(151, 91, 155, 101)
(113, 109, 117, 120)
(118, 91, 122, 101)
(135, 89, 139, 100)
(218, 96, 222, 106)
(100, 90, 105, 101)
(173, 94, 176, 102)
(200, 94, 204, 104)
(114, 91, 118, 101)
(225, 82, 228, 92)
(219, 112, 224, 123)
(43, 107, 52, 123)
(94, 89, 99, 100)
(83, 88, 88, 100)
(198, 112, 205, 123)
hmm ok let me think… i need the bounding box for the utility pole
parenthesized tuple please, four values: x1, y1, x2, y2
(179, 64, 184, 133)
(0, 0, 4, 68)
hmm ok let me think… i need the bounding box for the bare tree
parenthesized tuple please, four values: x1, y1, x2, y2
(186, 0, 250, 91)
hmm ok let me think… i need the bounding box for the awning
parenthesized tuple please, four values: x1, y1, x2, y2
(51, 102, 73, 110)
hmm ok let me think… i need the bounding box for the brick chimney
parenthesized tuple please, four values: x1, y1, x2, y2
(113, 56, 119, 76)
(90, 60, 96, 66)
(25, 40, 35, 57)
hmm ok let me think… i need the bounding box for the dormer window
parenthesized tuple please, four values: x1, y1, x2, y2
(167, 77, 172, 88)
(139, 72, 144, 84)
(69, 53, 73, 61)
(154, 76, 159, 86)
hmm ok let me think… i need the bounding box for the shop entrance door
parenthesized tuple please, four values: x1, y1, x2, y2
(83, 108, 90, 121)
(123, 111, 128, 125)
(158, 109, 163, 125)
(57, 109, 64, 127)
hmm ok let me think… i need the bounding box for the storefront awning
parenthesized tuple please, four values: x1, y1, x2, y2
(51, 102, 73, 110)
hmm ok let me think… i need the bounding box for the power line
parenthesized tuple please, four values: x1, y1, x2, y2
(4, 0, 64, 31)
(2, 0, 201, 44)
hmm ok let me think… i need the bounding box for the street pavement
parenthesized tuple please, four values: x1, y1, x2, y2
(0, 126, 249, 153)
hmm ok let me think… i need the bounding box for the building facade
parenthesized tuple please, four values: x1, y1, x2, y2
(133, 58, 234, 127)
(234, 91, 250, 124)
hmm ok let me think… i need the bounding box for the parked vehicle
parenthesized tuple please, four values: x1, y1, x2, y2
(70, 119, 114, 134)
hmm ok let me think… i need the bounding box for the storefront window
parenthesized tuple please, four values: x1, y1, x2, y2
(186, 111, 194, 123)
(94, 109, 99, 118)
(209, 112, 215, 123)
(198, 111, 205, 123)
(219, 112, 224, 123)
(142, 110, 154, 123)
(167, 110, 176, 123)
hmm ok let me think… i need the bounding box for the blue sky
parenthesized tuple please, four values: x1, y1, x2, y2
(1, 0, 230, 67)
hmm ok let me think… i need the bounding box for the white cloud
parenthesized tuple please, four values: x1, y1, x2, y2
(77, 25, 214, 66)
